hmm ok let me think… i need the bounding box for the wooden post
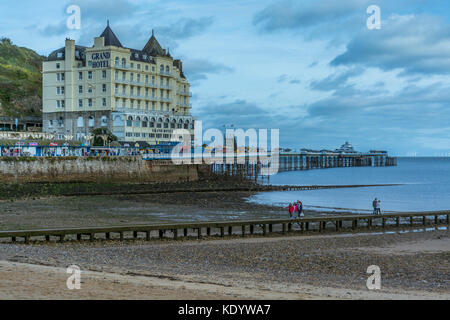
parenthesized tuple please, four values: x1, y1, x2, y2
(146, 231, 151, 241)
(228, 226, 233, 235)
(447, 214, 450, 225)
(173, 229, 178, 240)
(106, 232, 111, 240)
(250, 225, 254, 235)
(396, 217, 400, 227)
(119, 232, 124, 241)
(305, 222, 309, 231)
(435, 215, 439, 225)
(288, 223, 292, 232)
(382, 218, 386, 229)
(241, 225, 246, 237)
(335, 221, 340, 232)
(59, 235, 64, 243)
(12, 237, 16, 243)
(207, 228, 211, 236)
(300, 222, 304, 234)
(46, 235, 51, 242)
(269, 224, 273, 233)
(410, 216, 414, 226)
(220, 227, 225, 238)
(319, 221, 323, 233)
(133, 231, 138, 239)
(368, 219, 372, 229)
(197, 228, 202, 239)
(352, 220, 357, 230)
(159, 230, 164, 239)
(282, 223, 286, 234)
(184, 228, 188, 237)
(422, 216, 426, 226)
(90, 233, 94, 242)
(24, 236, 29, 244)
(262, 224, 267, 236)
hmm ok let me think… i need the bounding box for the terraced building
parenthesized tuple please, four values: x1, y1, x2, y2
(42, 22, 194, 147)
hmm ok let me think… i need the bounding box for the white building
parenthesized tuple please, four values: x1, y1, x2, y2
(42, 22, 194, 145)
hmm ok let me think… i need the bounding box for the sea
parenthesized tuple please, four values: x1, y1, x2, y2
(247, 157, 450, 213)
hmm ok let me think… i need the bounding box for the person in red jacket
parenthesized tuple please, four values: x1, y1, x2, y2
(285, 203, 294, 218)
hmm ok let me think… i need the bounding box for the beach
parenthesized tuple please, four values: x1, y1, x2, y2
(0, 229, 448, 300)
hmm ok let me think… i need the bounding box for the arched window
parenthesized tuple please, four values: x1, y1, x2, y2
(57, 117, 64, 128)
(115, 57, 119, 67)
(77, 116, 84, 128)
(101, 116, 108, 127)
(171, 119, 176, 129)
(165, 66, 170, 73)
(135, 117, 141, 127)
(122, 58, 126, 68)
(142, 117, 148, 128)
(88, 116, 95, 127)
(127, 116, 133, 127)
(160, 65, 164, 73)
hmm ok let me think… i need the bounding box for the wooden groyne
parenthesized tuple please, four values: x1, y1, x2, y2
(1, 211, 447, 244)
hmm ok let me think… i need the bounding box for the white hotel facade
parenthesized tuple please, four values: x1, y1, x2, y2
(42, 23, 194, 145)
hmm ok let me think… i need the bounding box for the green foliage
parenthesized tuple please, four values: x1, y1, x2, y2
(0, 38, 44, 117)
(91, 128, 118, 146)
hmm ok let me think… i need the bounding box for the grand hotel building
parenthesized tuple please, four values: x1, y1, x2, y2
(43, 22, 194, 145)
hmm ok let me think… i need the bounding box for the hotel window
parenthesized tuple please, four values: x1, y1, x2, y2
(103, 84, 107, 92)
(88, 116, 95, 127)
(79, 72, 83, 80)
(142, 133, 147, 138)
(103, 98, 107, 107)
(88, 99, 93, 107)
(145, 101, 149, 110)
(131, 63, 134, 69)
(122, 99, 126, 107)
(115, 57, 119, 67)
(49, 120, 54, 128)
(130, 73, 134, 82)
(150, 133, 155, 138)
(79, 86, 83, 94)
(57, 87, 60, 95)
(145, 75, 149, 83)
(137, 101, 141, 109)
(130, 87, 134, 95)
(88, 86, 92, 93)
(127, 117, 133, 127)
(134, 133, 140, 137)
(122, 58, 126, 67)
(145, 65, 148, 71)
(101, 116, 108, 127)
(126, 132, 132, 137)
(160, 65, 164, 73)
(156, 134, 162, 138)
(152, 102, 155, 110)
(137, 88, 141, 96)
(61, 73, 65, 81)
(57, 73, 60, 81)
(166, 66, 170, 73)
(56, 63, 60, 69)
(122, 72, 126, 80)
(137, 64, 141, 70)
(152, 66, 155, 72)
(102, 70, 107, 78)
(122, 85, 126, 94)
(61, 100, 65, 108)
(131, 100, 134, 108)
(77, 117, 84, 128)
(57, 100, 61, 108)
(115, 71, 119, 81)
(145, 88, 149, 96)
(61, 87, 65, 94)
(115, 84, 118, 94)
(137, 74, 140, 83)
(79, 99, 83, 107)
(88, 71, 92, 79)
(58, 117, 64, 128)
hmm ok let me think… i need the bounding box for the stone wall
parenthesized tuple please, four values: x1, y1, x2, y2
(0, 157, 204, 184)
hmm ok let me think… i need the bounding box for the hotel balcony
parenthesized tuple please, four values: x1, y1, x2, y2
(177, 90, 192, 97)
(145, 82, 159, 89)
(161, 97, 173, 103)
(160, 84, 174, 90)
(177, 102, 192, 108)
(160, 70, 174, 77)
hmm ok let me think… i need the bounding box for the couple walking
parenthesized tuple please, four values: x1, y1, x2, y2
(286, 201, 304, 219)
(372, 198, 382, 215)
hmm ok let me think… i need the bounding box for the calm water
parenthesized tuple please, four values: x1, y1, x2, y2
(248, 157, 450, 213)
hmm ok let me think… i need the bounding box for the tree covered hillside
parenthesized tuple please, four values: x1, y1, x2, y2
(0, 38, 44, 118)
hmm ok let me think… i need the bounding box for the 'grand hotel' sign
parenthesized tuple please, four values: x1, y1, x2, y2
(90, 52, 110, 68)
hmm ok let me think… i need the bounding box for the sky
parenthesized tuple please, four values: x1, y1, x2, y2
(1, 0, 450, 156)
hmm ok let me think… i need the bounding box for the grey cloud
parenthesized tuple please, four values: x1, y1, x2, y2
(183, 58, 234, 83)
(331, 15, 450, 75)
(309, 67, 363, 92)
(253, 0, 371, 32)
(155, 17, 214, 40)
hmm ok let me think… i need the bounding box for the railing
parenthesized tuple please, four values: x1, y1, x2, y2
(0, 211, 448, 243)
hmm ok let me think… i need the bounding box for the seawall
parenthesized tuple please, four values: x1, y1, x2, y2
(0, 157, 206, 184)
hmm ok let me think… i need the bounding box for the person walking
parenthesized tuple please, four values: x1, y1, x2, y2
(372, 198, 378, 215)
(376, 199, 381, 215)
(285, 203, 294, 219)
(297, 200, 304, 217)
(293, 203, 299, 219)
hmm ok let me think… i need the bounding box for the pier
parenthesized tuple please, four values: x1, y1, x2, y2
(0, 210, 447, 244)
